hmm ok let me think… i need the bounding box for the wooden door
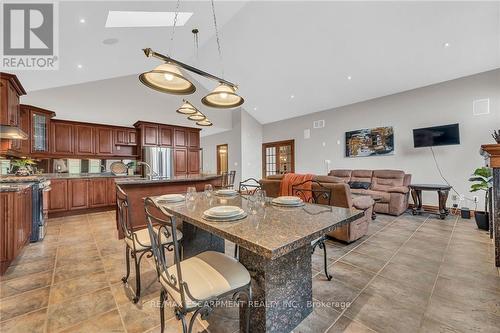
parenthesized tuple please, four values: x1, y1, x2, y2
(142, 124, 158, 146)
(262, 140, 295, 177)
(188, 130, 199, 148)
(174, 148, 188, 175)
(51, 122, 73, 155)
(188, 149, 200, 174)
(89, 178, 108, 207)
(107, 178, 117, 205)
(95, 127, 114, 155)
(48, 179, 68, 212)
(159, 126, 173, 147)
(174, 129, 187, 147)
(216, 144, 228, 174)
(74, 125, 94, 155)
(68, 179, 89, 210)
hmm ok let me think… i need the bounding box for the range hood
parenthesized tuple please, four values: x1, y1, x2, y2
(0, 125, 28, 140)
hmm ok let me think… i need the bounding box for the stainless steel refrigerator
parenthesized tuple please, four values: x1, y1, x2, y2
(142, 147, 174, 179)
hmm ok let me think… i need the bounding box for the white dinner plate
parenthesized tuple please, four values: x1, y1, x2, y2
(204, 206, 244, 217)
(157, 194, 185, 203)
(272, 196, 303, 205)
(203, 211, 247, 222)
(216, 189, 238, 196)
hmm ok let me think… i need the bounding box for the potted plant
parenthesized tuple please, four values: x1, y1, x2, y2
(126, 161, 136, 176)
(469, 167, 493, 230)
(11, 158, 37, 176)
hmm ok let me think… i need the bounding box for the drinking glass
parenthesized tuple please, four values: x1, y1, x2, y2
(186, 186, 197, 202)
(204, 184, 213, 198)
(255, 189, 267, 208)
(247, 194, 257, 215)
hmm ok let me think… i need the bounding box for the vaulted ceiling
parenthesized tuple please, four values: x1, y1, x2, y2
(17, 1, 500, 135)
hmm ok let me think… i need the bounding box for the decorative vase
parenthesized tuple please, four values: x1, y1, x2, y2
(15, 166, 30, 177)
(474, 211, 489, 231)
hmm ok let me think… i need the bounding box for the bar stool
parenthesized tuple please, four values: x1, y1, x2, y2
(144, 197, 252, 333)
(116, 185, 182, 303)
(292, 180, 333, 281)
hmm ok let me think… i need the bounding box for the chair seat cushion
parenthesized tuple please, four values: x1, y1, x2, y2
(161, 251, 250, 308)
(125, 227, 182, 251)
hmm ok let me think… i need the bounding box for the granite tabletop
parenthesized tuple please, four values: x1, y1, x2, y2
(156, 193, 363, 259)
(116, 174, 222, 185)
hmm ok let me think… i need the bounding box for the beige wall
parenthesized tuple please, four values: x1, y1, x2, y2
(263, 69, 500, 208)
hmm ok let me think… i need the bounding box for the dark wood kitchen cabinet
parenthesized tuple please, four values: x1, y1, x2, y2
(48, 179, 68, 212)
(51, 121, 74, 155)
(89, 178, 108, 208)
(141, 124, 159, 146)
(0, 186, 32, 275)
(94, 127, 114, 155)
(159, 125, 173, 147)
(0, 73, 25, 127)
(115, 128, 137, 146)
(107, 178, 117, 206)
(188, 130, 199, 148)
(188, 149, 200, 174)
(74, 125, 94, 155)
(174, 148, 188, 175)
(68, 179, 89, 210)
(174, 128, 187, 147)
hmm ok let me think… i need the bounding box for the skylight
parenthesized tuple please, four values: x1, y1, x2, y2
(105, 11, 193, 28)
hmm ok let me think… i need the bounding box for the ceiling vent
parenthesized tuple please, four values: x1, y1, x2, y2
(313, 120, 325, 129)
(473, 98, 490, 116)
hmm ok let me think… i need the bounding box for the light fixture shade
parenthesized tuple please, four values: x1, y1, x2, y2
(201, 83, 244, 108)
(139, 63, 196, 95)
(176, 100, 198, 115)
(196, 119, 213, 126)
(187, 111, 206, 121)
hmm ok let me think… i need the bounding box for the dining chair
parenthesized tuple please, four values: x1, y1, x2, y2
(291, 180, 333, 281)
(238, 178, 261, 195)
(116, 185, 182, 303)
(215, 170, 236, 190)
(144, 197, 252, 333)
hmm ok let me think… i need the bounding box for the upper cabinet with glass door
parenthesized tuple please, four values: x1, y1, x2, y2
(21, 105, 56, 155)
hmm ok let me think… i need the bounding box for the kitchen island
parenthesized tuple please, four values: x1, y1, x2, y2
(114, 174, 222, 238)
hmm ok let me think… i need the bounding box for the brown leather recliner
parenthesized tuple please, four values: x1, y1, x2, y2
(259, 175, 374, 243)
(329, 169, 411, 216)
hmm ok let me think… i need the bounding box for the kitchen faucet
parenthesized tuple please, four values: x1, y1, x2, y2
(137, 161, 156, 180)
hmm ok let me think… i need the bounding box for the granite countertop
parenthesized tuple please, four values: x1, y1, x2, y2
(0, 182, 35, 192)
(156, 193, 363, 259)
(115, 174, 222, 185)
(0, 173, 140, 183)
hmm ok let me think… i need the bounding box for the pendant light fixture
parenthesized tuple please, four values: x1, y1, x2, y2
(139, 63, 195, 95)
(196, 119, 213, 127)
(176, 100, 198, 115)
(187, 111, 206, 121)
(201, 83, 244, 108)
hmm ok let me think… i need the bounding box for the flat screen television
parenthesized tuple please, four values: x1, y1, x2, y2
(413, 123, 460, 148)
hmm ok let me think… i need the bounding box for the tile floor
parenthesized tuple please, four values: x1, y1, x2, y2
(0, 210, 498, 333)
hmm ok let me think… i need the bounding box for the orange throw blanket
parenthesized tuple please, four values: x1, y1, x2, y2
(280, 173, 314, 201)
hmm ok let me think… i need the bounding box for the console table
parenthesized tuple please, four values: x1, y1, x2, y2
(409, 184, 452, 219)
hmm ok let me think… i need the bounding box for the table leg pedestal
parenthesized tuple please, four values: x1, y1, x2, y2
(181, 222, 225, 259)
(438, 190, 450, 219)
(238, 245, 313, 333)
(411, 189, 423, 215)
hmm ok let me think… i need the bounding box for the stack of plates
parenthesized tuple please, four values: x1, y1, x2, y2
(271, 196, 304, 207)
(215, 189, 238, 197)
(156, 194, 185, 203)
(203, 206, 247, 221)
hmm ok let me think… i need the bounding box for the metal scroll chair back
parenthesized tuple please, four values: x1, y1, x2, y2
(116, 185, 134, 244)
(144, 197, 187, 309)
(239, 178, 261, 195)
(291, 180, 332, 205)
(219, 171, 228, 187)
(227, 170, 236, 189)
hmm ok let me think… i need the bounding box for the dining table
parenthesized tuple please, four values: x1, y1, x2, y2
(156, 192, 364, 333)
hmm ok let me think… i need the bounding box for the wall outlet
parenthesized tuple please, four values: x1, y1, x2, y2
(451, 194, 458, 201)
(313, 120, 325, 129)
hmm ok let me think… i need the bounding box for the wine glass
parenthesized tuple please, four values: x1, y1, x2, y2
(255, 189, 267, 208)
(204, 184, 213, 198)
(186, 187, 196, 201)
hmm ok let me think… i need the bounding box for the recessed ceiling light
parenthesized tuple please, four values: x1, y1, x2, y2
(77, 64, 83, 69)
(105, 11, 193, 28)
(290, 95, 295, 99)
(347, 76, 352, 80)
(443, 42, 450, 48)
(103, 38, 119, 45)
(79, 18, 86, 23)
